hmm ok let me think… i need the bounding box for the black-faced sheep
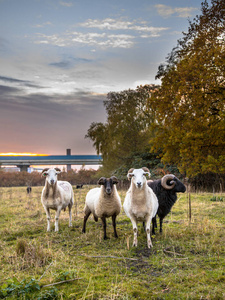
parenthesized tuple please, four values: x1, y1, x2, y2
(76, 184, 83, 189)
(26, 186, 32, 194)
(82, 176, 121, 240)
(41, 168, 74, 232)
(123, 168, 158, 248)
(147, 174, 186, 234)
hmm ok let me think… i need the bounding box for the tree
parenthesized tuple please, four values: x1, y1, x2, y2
(86, 85, 160, 176)
(149, 0, 225, 177)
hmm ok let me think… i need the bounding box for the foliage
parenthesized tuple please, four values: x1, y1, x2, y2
(86, 85, 161, 175)
(188, 172, 225, 192)
(149, 0, 225, 176)
(0, 278, 41, 299)
(0, 186, 225, 299)
(210, 195, 224, 202)
(0, 277, 58, 299)
(0, 168, 99, 187)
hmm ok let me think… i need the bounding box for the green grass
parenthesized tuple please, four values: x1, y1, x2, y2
(0, 186, 225, 299)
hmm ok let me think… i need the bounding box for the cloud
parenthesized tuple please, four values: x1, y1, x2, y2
(0, 84, 21, 95)
(34, 18, 168, 49)
(60, 1, 73, 7)
(0, 76, 30, 84)
(155, 4, 197, 18)
(49, 57, 93, 69)
(0, 76, 45, 89)
(79, 18, 169, 36)
(33, 22, 52, 28)
(35, 31, 135, 49)
(0, 89, 106, 154)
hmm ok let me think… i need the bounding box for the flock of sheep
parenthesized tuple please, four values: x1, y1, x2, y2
(41, 167, 186, 248)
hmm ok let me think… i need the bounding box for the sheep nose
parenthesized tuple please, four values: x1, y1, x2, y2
(50, 180, 55, 185)
(106, 188, 111, 194)
(137, 182, 142, 188)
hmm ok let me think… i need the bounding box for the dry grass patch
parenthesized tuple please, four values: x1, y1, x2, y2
(0, 186, 225, 299)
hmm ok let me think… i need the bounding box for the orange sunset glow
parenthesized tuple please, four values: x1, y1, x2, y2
(0, 153, 48, 156)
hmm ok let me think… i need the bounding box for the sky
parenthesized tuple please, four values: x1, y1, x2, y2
(0, 0, 202, 157)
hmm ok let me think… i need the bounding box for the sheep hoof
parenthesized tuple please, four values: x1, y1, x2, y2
(147, 242, 153, 249)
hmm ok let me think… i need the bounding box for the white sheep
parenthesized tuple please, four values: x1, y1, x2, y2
(123, 167, 158, 248)
(82, 176, 121, 240)
(41, 167, 74, 232)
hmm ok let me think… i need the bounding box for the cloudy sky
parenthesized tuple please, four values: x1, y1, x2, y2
(0, 0, 202, 156)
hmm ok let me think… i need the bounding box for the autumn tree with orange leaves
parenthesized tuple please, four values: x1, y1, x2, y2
(149, 0, 225, 177)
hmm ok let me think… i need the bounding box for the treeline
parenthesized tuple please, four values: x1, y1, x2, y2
(86, 0, 225, 191)
(0, 168, 99, 187)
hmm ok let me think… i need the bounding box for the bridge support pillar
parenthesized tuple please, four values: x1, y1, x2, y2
(17, 165, 30, 172)
(66, 149, 71, 172)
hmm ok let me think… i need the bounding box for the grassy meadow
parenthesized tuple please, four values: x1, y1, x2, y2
(0, 185, 224, 299)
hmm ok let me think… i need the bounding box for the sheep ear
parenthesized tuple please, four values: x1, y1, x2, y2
(54, 167, 61, 174)
(41, 168, 49, 177)
(127, 168, 134, 180)
(142, 167, 150, 177)
(98, 177, 106, 185)
(111, 176, 118, 185)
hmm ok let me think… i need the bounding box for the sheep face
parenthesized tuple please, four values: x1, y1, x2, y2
(127, 167, 150, 189)
(98, 176, 118, 195)
(173, 177, 186, 193)
(42, 168, 61, 186)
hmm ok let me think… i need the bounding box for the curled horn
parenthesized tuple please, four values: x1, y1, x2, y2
(111, 176, 119, 185)
(54, 167, 61, 174)
(41, 168, 49, 177)
(127, 168, 135, 180)
(142, 167, 150, 177)
(161, 174, 176, 190)
(98, 177, 106, 185)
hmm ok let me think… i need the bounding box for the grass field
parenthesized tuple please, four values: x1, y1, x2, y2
(0, 185, 224, 299)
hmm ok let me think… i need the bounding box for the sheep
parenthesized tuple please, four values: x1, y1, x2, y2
(147, 174, 186, 234)
(26, 186, 32, 194)
(82, 176, 121, 240)
(41, 167, 74, 232)
(123, 167, 158, 248)
(76, 184, 83, 189)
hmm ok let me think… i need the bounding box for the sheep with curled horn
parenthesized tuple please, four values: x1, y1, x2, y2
(147, 174, 186, 234)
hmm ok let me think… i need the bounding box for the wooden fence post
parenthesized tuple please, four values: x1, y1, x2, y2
(188, 193, 191, 224)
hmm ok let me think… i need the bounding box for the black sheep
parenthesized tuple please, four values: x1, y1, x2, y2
(147, 174, 186, 234)
(26, 186, 32, 194)
(76, 184, 83, 189)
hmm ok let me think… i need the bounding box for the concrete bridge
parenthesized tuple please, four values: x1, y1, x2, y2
(0, 150, 102, 172)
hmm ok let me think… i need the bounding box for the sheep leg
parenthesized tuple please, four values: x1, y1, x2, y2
(101, 216, 108, 240)
(159, 218, 163, 233)
(143, 221, 146, 232)
(112, 214, 118, 238)
(55, 206, 62, 232)
(130, 217, 138, 247)
(146, 218, 153, 248)
(82, 209, 91, 233)
(152, 216, 157, 235)
(44, 207, 51, 232)
(68, 203, 73, 227)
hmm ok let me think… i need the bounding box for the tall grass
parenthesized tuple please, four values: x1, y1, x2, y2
(0, 186, 224, 299)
